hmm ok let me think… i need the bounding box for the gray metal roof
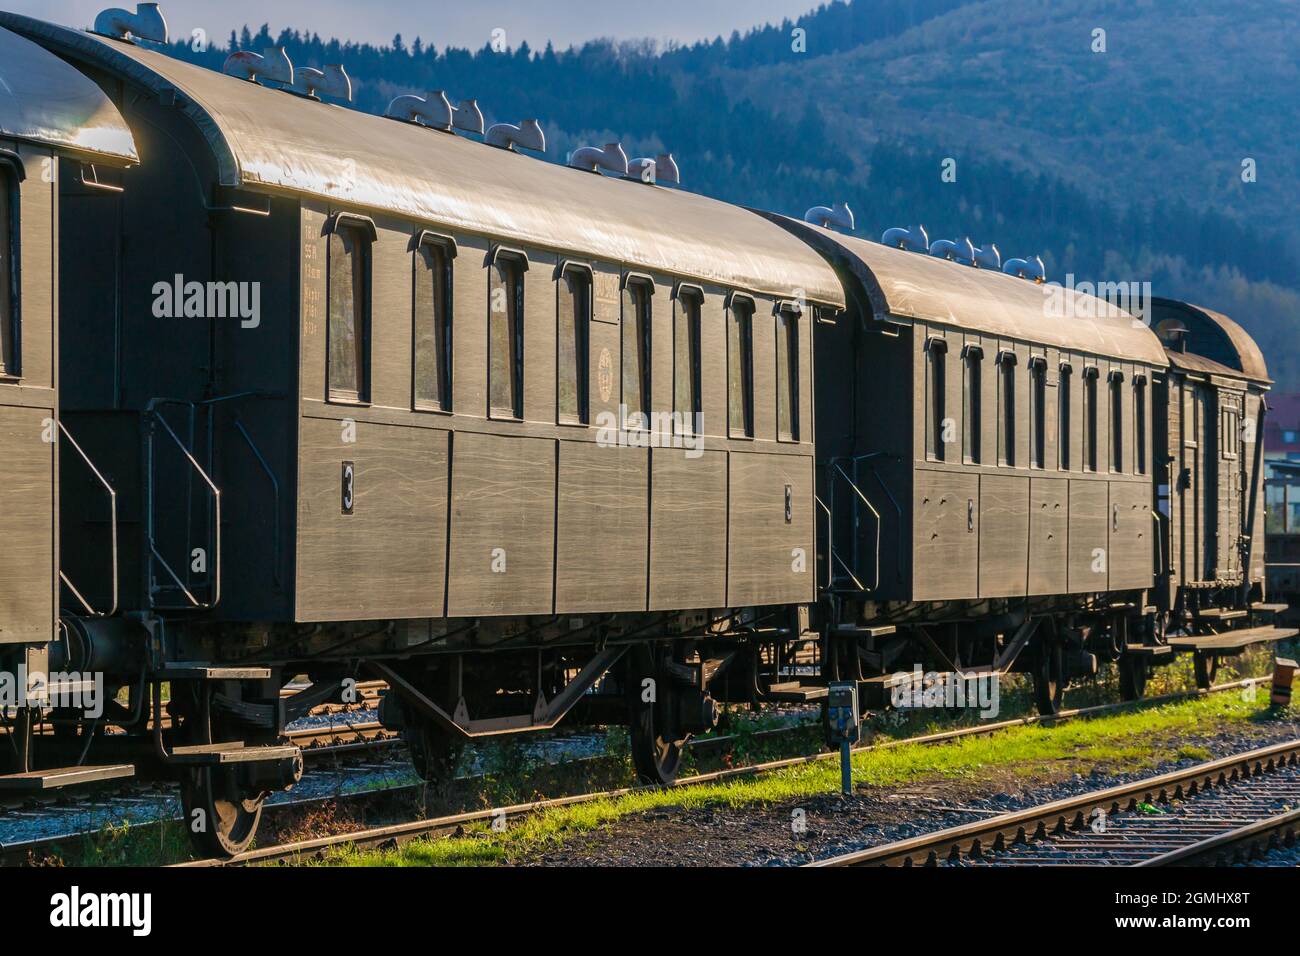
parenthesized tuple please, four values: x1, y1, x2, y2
(0, 25, 136, 161)
(765, 213, 1169, 366)
(0, 13, 844, 307)
(1152, 297, 1269, 383)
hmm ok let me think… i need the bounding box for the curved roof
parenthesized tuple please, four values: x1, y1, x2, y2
(0, 14, 843, 307)
(1151, 297, 1269, 383)
(0, 26, 137, 161)
(763, 214, 1168, 366)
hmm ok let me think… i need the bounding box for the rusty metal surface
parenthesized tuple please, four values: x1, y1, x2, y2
(0, 25, 137, 160)
(1154, 296, 1270, 383)
(0, 14, 844, 306)
(764, 212, 1168, 365)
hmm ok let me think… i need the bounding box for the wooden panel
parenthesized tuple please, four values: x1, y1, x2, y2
(588, 263, 621, 427)
(299, 203, 327, 402)
(979, 474, 1028, 598)
(727, 450, 814, 606)
(447, 432, 555, 615)
(0, 406, 56, 642)
(368, 216, 414, 410)
(1068, 478, 1109, 592)
(648, 276, 673, 425)
(295, 417, 448, 621)
(555, 441, 648, 613)
(913, 469, 979, 600)
(650, 448, 726, 609)
(16, 146, 53, 390)
(1109, 480, 1153, 590)
(451, 233, 490, 418)
(524, 250, 557, 423)
(698, 287, 726, 440)
(751, 296, 776, 442)
(1028, 477, 1069, 595)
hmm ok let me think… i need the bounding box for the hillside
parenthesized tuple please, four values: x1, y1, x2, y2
(155, 0, 1300, 387)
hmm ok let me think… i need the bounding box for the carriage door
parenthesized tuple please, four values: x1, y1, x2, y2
(1179, 381, 1214, 583)
(1217, 391, 1243, 580)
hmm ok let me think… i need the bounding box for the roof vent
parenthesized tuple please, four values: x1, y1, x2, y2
(93, 3, 168, 43)
(929, 237, 974, 264)
(804, 201, 854, 231)
(1003, 255, 1047, 283)
(289, 64, 351, 101)
(384, 92, 484, 134)
(485, 119, 545, 153)
(223, 47, 293, 86)
(569, 143, 628, 176)
(881, 225, 928, 253)
(627, 154, 680, 186)
(1155, 318, 1189, 351)
(971, 242, 1001, 270)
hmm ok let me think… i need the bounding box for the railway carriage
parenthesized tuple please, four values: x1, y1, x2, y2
(0, 5, 1292, 857)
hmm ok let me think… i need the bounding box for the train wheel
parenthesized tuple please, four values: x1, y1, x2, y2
(1193, 652, 1218, 691)
(626, 644, 686, 786)
(180, 766, 264, 857)
(1118, 655, 1149, 701)
(405, 718, 464, 792)
(1032, 642, 1065, 716)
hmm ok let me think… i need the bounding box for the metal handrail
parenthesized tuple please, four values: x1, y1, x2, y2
(57, 421, 118, 618)
(144, 401, 221, 610)
(829, 460, 881, 593)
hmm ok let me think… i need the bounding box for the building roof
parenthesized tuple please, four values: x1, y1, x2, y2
(1151, 297, 1270, 383)
(0, 12, 844, 307)
(0, 25, 137, 161)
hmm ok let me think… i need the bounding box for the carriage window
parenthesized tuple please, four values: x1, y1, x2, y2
(328, 222, 371, 403)
(1083, 367, 1099, 472)
(728, 296, 754, 438)
(964, 346, 983, 464)
(776, 305, 800, 442)
(1109, 372, 1124, 473)
(413, 237, 453, 411)
(0, 165, 15, 378)
(1134, 376, 1147, 475)
(997, 351, 1016, 467)
(622, 277, 652, 430)
(1029, 358, 1046, 469)
(925, 337, 947, 462)
(489, 252, 525, 419)
(1222, 407, 1239, 460)
(673, 288, 702, 432)
(1058, 364, 1072, 470)
(557, 265, 590, 424)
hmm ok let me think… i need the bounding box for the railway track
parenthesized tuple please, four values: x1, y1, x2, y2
(809, 738, 1300, 867)
(170, 678, 1271, 868)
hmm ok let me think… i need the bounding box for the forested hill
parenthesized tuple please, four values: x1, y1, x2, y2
(154, 0, 1300, 388)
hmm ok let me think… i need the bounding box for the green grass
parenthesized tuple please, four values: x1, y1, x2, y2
(316, 687, 1286, 867)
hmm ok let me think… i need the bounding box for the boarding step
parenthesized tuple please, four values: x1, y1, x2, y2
(1167, 626, 1300, 653)
(833, 624, 897, 638)
(0, 764, 135, 793)
(763, 681, 828, 703)
(167, 742, 300, 766)
(1193, 607, 1248, 621)
(1123, 644, 1174, 658)
(1250, 603, 1289, 616)
(155, 664, 272, 681)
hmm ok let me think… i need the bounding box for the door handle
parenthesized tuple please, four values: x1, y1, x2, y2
(968, 499, 975, 532)
(1113, 503, 1119, 532)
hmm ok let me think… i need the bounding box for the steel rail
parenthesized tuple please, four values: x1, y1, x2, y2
(1137, 806, 1300, 867)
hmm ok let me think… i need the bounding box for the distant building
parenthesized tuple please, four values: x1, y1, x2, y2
(1265, 393, 1300, 461)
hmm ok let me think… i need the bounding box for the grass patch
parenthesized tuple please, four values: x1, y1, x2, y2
(314, 686, 1287, 867)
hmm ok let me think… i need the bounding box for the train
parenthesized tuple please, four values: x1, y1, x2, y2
(0, 5, 1292, 855)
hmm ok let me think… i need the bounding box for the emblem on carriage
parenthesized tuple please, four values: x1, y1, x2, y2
(597, 347, 614, 403)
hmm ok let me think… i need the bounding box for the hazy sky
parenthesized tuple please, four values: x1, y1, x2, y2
(11, 1, 819, 50)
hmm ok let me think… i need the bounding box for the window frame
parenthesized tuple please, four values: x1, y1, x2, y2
(0, 152, 22, 382)
(324, 212, 377, 405)
(672, 282, 703, 435)
(487, 245, 529, 421)
(924, 336, 948, 462)
(726, 291, 756, 440)
(1082, 366, 1100, 473)
(1028, 355, 1047, 470)
(996, 349, 1017, 467)
(555, 259, 592, 426)
(620, 272, 654, 431)
(1134, 374, 1148, 475)
(1222, 406, 1240, 461)
(411, 230, 456, 413)
(963, 344, 984, 465)
(1108, 369, 1124, 474)
(1058, 362, 1073, 470)
(775, 300, 801, 443)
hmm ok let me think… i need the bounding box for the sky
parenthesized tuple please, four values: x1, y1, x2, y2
(11, 1, 820, 50)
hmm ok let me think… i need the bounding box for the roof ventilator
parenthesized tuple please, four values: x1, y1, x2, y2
(971, 242, 1001, 270)
(222, 47, 294, 86)
(881, 225, 928, 252)
(568, 143, 628, 176)
(1003, 255, 1047, 283)
(289, 64, 352, 101)
(929, 237, 974, 264)
(384, 92, 484, 134)
(627, 153, 680, 185)
(92, 3, 168, 43)
(485, 119, 546, 153)
(804, 201, 854, 231)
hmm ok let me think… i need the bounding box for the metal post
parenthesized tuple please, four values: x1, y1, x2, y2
(839, 740, 852, 796)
